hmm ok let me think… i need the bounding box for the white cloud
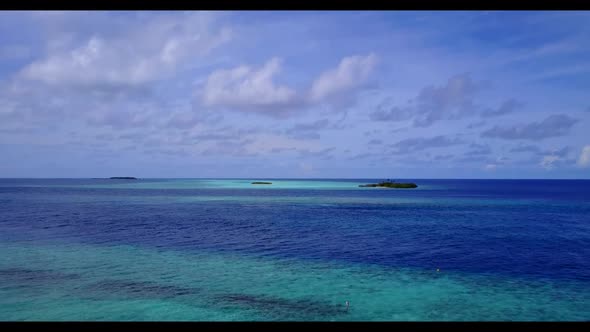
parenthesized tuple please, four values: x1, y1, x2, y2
(201, 57, 300, 114)
(199, 53, 378, 117)
(540, 155, 560, 170)
(309, 53, 378, 102)
(577, 145, 590, 168)
(19, 12, 231, 88)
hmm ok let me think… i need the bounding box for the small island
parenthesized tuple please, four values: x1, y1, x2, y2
(109, 177, 138, 180)
(359, 180, 417, 189)
(251, 182, 272, 185)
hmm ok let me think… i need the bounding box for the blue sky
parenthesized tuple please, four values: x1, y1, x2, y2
(0, 11, 589, 178)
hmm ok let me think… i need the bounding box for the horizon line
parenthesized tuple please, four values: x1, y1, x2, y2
(1, 177, 589, 180)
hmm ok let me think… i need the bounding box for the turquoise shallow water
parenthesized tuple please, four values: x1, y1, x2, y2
(1, 178, 589, 320)
(1, 241, 588, 321)
(7, 178, 436, 190)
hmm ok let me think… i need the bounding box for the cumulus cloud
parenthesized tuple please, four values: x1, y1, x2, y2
(0, 12, 232, 136)
(540, 155, 560, 170)
(201, 57, 301, 116)
(199, 53, 377, 118)
(20, 12, 232, 89)
(481, 114, 578, 140)
(309, 53, 378, 102)
(577, 145, 590, 167)
(370, 73, 483, 127)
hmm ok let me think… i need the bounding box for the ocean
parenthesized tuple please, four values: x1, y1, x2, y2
(0, 178, 589, 321)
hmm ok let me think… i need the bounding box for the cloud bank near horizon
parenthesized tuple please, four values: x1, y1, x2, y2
(0, 11, 589, 178)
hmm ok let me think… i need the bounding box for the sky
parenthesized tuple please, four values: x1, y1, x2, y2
(0, 11, 589, 179)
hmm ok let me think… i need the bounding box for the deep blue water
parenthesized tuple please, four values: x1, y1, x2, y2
(1, 178, 589, 320)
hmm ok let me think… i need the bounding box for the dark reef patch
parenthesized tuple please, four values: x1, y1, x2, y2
(83, 279, 200, 300)
(215, 293, 346, 319)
